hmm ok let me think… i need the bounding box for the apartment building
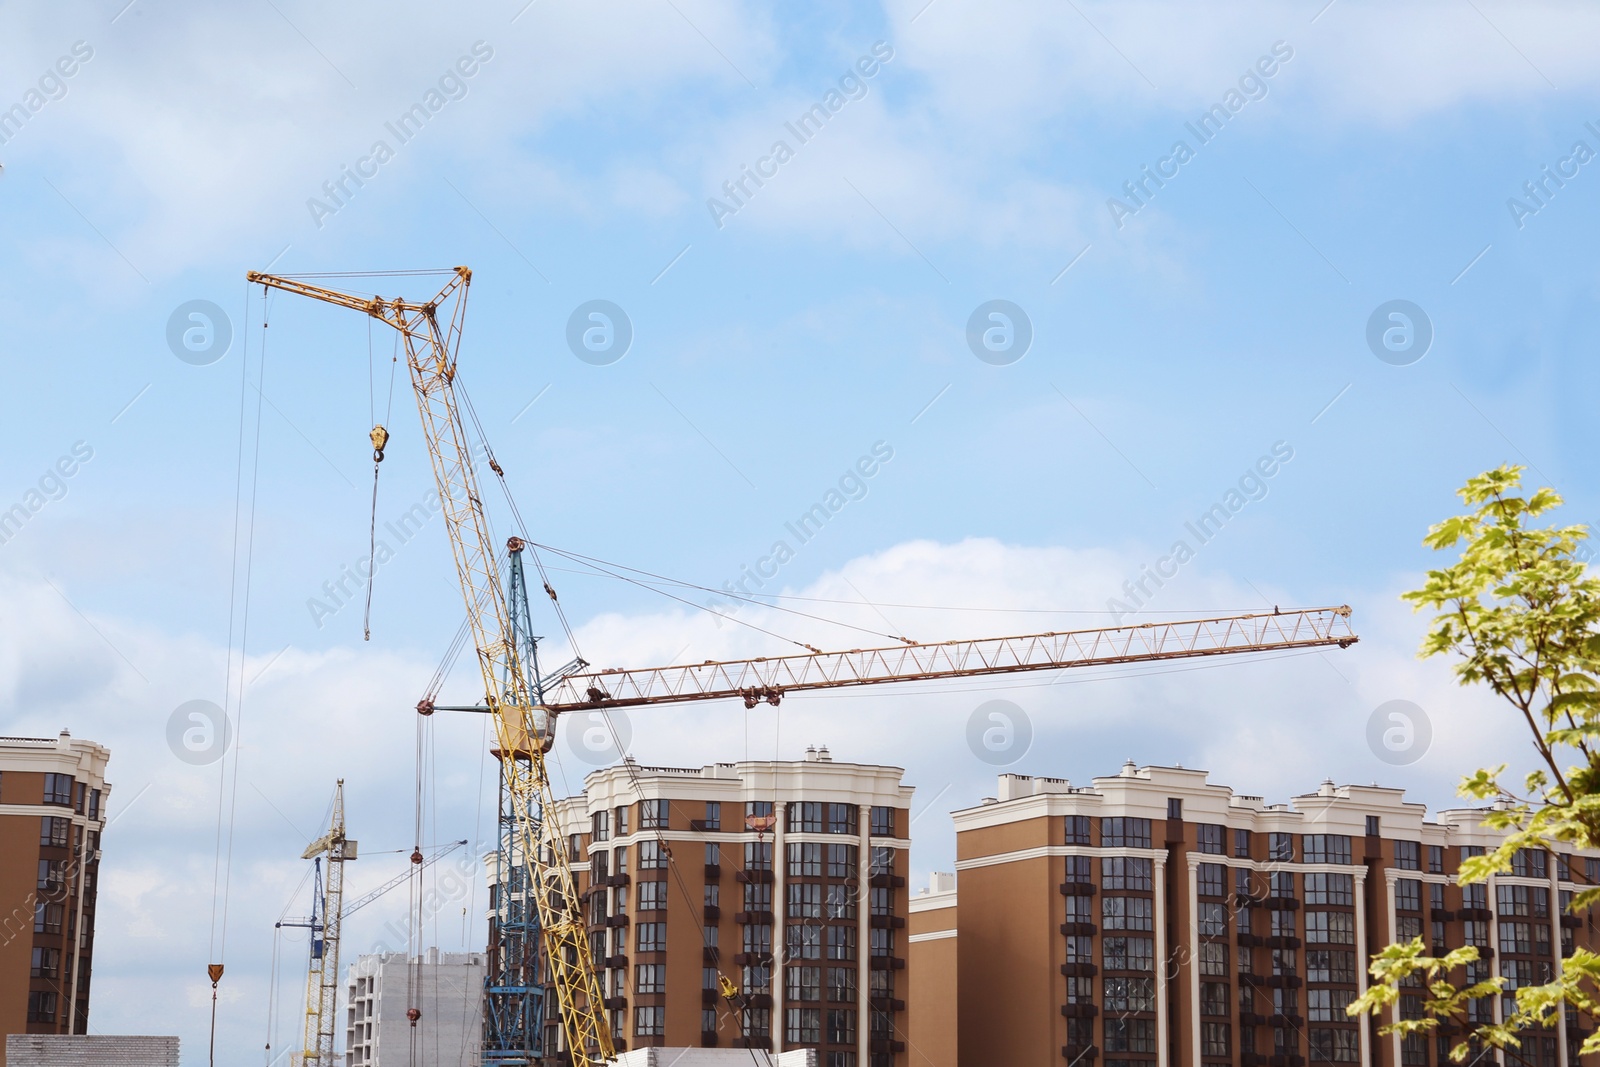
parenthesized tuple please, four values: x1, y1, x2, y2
(344, 949, 485, 1067)
(0, 730, 109, 1055)
(494, 747, 914, 1066)
(912, 762, 1600, 1067)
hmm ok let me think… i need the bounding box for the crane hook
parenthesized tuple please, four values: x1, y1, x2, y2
(370, 424, 390, 463)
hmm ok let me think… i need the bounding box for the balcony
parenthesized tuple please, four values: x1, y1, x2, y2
(703, 905, 721, 923)
(733, 951, 773, 966)
(1263, 897, 1300, 910)
(1236, 933, 1263, 947)
(1433, 909, 1456, 922)
(733, 1038, 772, 1051)
(700, 1030, 719, 1047)
(735, 910, 774, 925)
(1269, 1014, 1305, 1028)
(1458, 907, 1493, 922)
(1059, 962, 1099, 978)
(869, 873, 907, 889)
(689, 820, 720, 833)
(607, 873, 631, 887)
(1060, 921, 1098, 937)
(736, 870, 774, 885)
(704, 864, 721, 881)
(1061, 1044, 1098, 1061)
(868, 956, 906, 971)
(869, 1039, 906, 1054)
(1060, 1003, 1099, 1018)
(1265, 935, 1301, 949)
(701, 988, 720, 1005)
(1060, 881, 1097, 897)
(1265, 974, 1302, 989)
(703, 947, 720, 964)
(603, 954, 628, 970)
(869, 914, 906, 930)
(1562, 914, 1583, 929)
(605, 914, 629, 928)
(1240, 973, 1266, 986)
(870, 996, 906, 1012)
(1239, 1011, 1266, 1025)
(603, 996, 627, 1010)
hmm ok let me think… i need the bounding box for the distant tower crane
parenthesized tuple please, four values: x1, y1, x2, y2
(247, 266, 1360, 1065)
(290, 780, 355, 1067)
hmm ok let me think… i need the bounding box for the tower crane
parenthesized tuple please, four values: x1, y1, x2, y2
(291, 780, 354, 1067)
(246, 266, 1361, 1066)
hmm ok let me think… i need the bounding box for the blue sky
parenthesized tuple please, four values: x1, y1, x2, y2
(2, 0, 1598, 1062)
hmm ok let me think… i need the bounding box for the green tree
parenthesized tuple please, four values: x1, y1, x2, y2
(1352, 465, 1600, 1061)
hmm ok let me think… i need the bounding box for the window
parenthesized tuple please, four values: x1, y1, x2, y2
(789, 882, 821, 919)
(632, 1003, 665, 1036)
(1270, 870, 1295, 898)
(40, 817, 69, 848)
(869, 886, 892, 916)
(1104, 1016, 1156, 1053)
(1065, 936, 1093, 962)
(870, 806, 895, 836)
(743, 924, 772, 955)
(1309, 948, 1356, 984)
(1268, 833, 1295, 862)
(634, 963, 664, 993)
(1299, 908, 1350, 940)
(1500, 922, 1533, 955)
(26, 991, 57, 1024)
(1102, 856, 1153, 890)
(1102, 818, 1152, 848)
(1365, 816, 1380, 836)
(742, 964, 772, 996)
(638, 880, 667, 911)
(1198, 902, 1227, 937)
(1428, 844, 1444, 873)
(1309, 1028, 1360, 1062)
(788, 842, 821, 877)
(1103, 936, 1155, 971)
(1065, 855, 1091, 881)
(869, 928, 895, 958)
(1102, 895, 1154, 931)
(705, 842, 720, 867)
(1304, 873, 1354, 906)
(1307, 988, 1356, 1021)
(746, 800, 774, 821)
(827, 1009, 856, 1046)
(1066, 1018, 1093, 1049)
(639, 840, 667, 869)
(1202, 1021, 1231, 1057)
(1497, 884, 1549, 918)
(1463, 883, 1487, 910)
(743, 882, 773, 910)
(615, 805, 630, 836)
(615, 846, 628, 875)
(787, 965, 821, 1002)
(43, 773, 73, 806)
(1066, 976, 1095, 1004)
(1234, 828, 1251, 858)
(1303, 835, 1352, 865)
(827, 966, 856, 1002)
(1272, 947, 1297, 976)
(1167, 797, 1183, 820)
(630, 922, 662, 953)
(868, 846, 895, 878)
(745, 841, 773, 872)
(34, 902, 62, 934)
(1199, 942, 1228, 976)
(827, 884, 857, 921)
(745, 1007, 771, 1039)
(705, 883, 720, 909)
(1512, 848, 1548, 879)
(1394, 841, 1421, 870)
(1197, 862, 1225, 898)
(592, 810, 610, 842)
(1463, 921, 1489, 948)
(1200, 981, 1229, 1016)
(789, 801, 823, 833)
(1428, 883, 1445, 912)
(1065, 815, 1091, 844)
(1196, 823, 1224, 854)
(640, 798, 669, 830)
(703, 801, 721, 831)
(1271, 910, 1296, 937)
(37, 859, 64, 892)
(31, 947, 59, 979)
(592, 850, 610, 883)
(827, 844, 856, 879)
(825, 1055, 857, 1067)
(827, 803, 858, 835)
(826, 925, 856, 961)
(785, 1007, 821, 1043)
(1396, 879, 1422, 912)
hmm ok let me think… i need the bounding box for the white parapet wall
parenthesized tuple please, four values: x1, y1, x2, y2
(5, 1035, 180, 1067)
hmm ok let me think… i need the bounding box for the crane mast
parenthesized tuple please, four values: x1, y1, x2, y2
(251, 265, 1363, 1066)
(247, 269, 613, 1063)
(296, 780, 353, 1067)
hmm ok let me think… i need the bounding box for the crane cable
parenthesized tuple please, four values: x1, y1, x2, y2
(209, 283, 270, 1065)
(363, 328, 399, 641)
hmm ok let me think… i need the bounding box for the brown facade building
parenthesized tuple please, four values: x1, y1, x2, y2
(0, 731, 110, 1057)
(910, 763, 1600, 1067)
(496, 748, 914, 1066)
